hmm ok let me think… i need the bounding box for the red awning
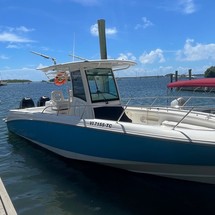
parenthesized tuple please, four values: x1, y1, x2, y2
(167, 78, 215, 88)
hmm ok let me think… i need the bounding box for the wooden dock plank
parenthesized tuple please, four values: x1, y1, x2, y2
(0, 178, 17, 215)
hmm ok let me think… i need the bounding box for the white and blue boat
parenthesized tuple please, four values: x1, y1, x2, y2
(5, 58, 215, 185)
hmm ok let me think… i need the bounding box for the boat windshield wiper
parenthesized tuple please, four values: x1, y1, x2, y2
(94, 77, 108, 104)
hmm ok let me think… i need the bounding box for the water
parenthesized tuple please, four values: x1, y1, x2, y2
(1, 78, 215, 214)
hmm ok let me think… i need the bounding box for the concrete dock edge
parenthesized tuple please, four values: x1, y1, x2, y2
(0, 178, 17, 215)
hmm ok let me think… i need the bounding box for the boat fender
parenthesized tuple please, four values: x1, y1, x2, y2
(54, 72, 68, 86)
(19, 97, 35, 109)
(37, 96, 50, 107)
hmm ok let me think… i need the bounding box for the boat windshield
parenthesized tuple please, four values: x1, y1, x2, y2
(71, 70, 86, 101)
(86, 68, 119, 103)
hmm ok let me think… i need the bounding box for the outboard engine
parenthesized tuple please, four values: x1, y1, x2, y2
(37, 96, 50, 107)
(19, 97, 35, 109)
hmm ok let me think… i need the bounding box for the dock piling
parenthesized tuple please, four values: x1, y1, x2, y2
(98, 19, 107, 59)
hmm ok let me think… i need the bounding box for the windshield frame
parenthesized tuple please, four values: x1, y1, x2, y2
(85, 68, 119, 103)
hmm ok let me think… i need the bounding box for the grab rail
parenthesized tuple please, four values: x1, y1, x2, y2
(122, 96, 215, 110)
(117, 98, 131, 123)
(172, 107, 194, 130)
(40, 96, 215, 122)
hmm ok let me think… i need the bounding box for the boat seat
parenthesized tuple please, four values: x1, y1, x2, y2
(50, 91, 69, 110)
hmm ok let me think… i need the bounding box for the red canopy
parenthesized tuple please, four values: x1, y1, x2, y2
(167, 78, 215, 88)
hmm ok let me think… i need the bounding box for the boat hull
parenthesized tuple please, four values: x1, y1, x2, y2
(6, 115, 215, 184)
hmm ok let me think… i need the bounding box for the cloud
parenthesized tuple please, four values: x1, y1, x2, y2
(0, 32, 33, 43)
(160, 0, 197, 14)
(135, 17, 154, 30)
(176, 39, 215, 61)
(16, 26, 35, 32)
(117, 53, 136, 61)
(139, 49, 165, 64)
(178, 0, 197, 14)
(5, 26, 34, 33)
(90, 24, 117, 36)
(0, 26, 35, 44)
(6, 44, 20, 49)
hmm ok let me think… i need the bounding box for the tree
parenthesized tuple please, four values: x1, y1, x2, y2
(204, 66, 215, 78)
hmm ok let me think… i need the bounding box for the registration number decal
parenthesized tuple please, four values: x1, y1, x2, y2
(89, 121, 112, 128)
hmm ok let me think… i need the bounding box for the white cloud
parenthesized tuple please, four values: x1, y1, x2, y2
(135, 17, 153, 30)
(176, 39, 215, 61)
(117, 53, 136, 61)
(90, 23, 117, 36)
(139, 49, 165, 64)
(16, 26, 35, 32)
(6, 26, 34, 33)
(90, 24, 98, 36)
(0, 26, 35, 44)
(106, 27, 117, 35)
(160, 0, 197, 14)
(178, 0, 197, 14)
(6, 44, 20, 49)
(0, 32, 33, 43)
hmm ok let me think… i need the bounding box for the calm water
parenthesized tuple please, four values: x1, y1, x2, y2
(1, 77, 215, 215)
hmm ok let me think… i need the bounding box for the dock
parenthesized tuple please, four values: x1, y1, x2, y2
(0, 178, 17, 215)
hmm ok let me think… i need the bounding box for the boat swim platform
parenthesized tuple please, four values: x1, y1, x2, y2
(0, 178, 17, 215)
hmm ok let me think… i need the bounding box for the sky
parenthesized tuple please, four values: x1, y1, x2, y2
(1, 0, 215, 81)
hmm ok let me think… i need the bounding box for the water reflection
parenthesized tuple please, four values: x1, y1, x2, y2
(6, 133, 215, 215)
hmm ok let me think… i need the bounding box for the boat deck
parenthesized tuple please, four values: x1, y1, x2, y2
(0, 178, 17, 215)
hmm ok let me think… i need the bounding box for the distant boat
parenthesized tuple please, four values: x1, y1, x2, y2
(0, 80, 7, 86)
(0, 73, 7, 86)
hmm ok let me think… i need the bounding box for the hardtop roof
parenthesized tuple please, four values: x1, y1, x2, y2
(38, 59, 136, 73)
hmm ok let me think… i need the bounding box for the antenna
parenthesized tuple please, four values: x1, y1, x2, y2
(31, 51, 57, 65)
(72, 33, 75, 62)
(70, 33, 89, 62)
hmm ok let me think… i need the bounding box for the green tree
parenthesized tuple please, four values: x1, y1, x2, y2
(204, 66, 215, 77)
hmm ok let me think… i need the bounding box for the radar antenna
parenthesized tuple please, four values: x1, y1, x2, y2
(31, 51, 57, 65)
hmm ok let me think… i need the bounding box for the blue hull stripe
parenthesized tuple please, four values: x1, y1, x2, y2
(7, 119, 215, 166)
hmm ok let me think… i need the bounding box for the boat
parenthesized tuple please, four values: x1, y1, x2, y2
(4, 58, 215, 185)
(0, 73, 7, 86)
(167, 78, 215, 88)
(5, 17, 215, 184)
(0, 80, 7, 86)
(167, 78, 215, 92)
